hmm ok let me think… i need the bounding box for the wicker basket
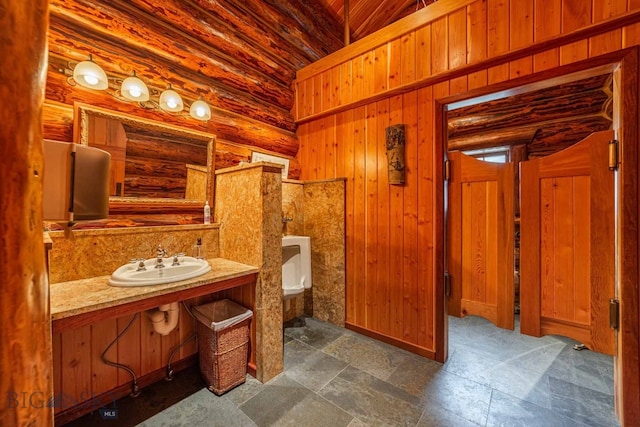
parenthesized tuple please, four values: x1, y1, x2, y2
(194, 300, 252, 395)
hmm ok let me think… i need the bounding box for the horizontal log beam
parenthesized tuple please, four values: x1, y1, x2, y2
(49, 2, 295, 113)
(224, 0, 344, 62)
(448, 128, 539, 151)
(47, 15, 295, 131)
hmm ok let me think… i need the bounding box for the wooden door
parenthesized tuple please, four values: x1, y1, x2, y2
(520, 130, 615, 355)
(447, 151, 515, 330)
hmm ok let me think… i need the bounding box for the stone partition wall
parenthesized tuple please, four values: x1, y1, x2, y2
(304, 179, 346, 327)
(48, 224, 220, 283)
(214, 162, 283, 382)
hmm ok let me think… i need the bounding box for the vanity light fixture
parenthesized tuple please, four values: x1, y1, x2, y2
(121, 71, 150, 102)
(72, 54, 108, 90)
(159, 85, 184, 112)
(189, 98, 212, 121)
(65, 54, 211, 121)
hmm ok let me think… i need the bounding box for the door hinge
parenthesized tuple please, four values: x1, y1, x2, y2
(608, 139, 619, 171)
(609, 298, 620, 330)
(444, 159, 451, 181)
(444, 272, 451, 297)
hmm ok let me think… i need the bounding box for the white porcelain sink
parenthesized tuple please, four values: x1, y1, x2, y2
(108, 256, 211, 287)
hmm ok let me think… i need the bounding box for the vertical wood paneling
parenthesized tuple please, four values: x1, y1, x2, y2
(60, 327, 92, 411)
(415, 25, 432, 80)
(449, 8, 467, 70)
(553, 177, 576, 322)
(140, 313, 163, 376)
(431, 17, 449, 74)
(365, 103, 379, 329)
(403, 91, 419, 342)
(560, 0, 590, 64)
(540, 178, 555, 319)
(91, 319, 119, 396)
(509, 0, 533, 78)
(590, 0, 626, 56)
(487, 0, 510, 84)
(533, 0, 561, 71)
(574, 177, 591, 325)
(323, 69, 333, 112)
(376, 100, 390, 334)
(117, 315, 141, 387)
(401, 32, 416, 86)
(467, 1, 488, 89)
(313, 74, 323, 116)
(340, 61, 353, 105)
(294, 0, 640, 362)
(352, 105, 367, 326)
(416, 86, 435, 350)
(389, 95, 404, 337)
(52, 334, 62, 414)
(343, 109, 356, 324)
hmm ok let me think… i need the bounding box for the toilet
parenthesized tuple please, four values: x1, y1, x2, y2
(282, 235, 312, 301)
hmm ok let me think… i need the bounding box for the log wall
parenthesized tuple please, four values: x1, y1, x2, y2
(294, 0, 640, 398)
(44, 0, 344, 179)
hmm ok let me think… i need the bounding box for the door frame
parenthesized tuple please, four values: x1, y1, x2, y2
(435, 48, 639, 424)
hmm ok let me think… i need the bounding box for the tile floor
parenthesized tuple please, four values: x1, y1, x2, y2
(141, 315, 618, 426)
(68, 315, 619, 426)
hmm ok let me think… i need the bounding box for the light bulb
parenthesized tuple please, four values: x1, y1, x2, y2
(196, 107, 205, 117)
(167, 99, 177, 109)
(83, 74, 99, 86)
(129, 86, 142, 98)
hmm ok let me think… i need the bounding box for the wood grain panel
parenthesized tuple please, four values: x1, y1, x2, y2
(389, 95, 404, 338)
(467, 0, 488, 89)
(509, 0, 533, 79)
(294, 6, 640, 413)
(520, 131, 614, 354)
(403, 91, 419, 342)
(533, 0, 561, 71)
(376, 100, 390, 335)
(560, 0, 590, 64)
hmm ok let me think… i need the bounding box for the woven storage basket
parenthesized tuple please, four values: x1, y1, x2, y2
(194, 300, 252, 395)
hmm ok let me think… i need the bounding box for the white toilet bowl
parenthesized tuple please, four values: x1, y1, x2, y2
(282, 235, 312, 300)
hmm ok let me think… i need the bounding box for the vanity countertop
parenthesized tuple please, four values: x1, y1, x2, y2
(50, 257, 259, 325)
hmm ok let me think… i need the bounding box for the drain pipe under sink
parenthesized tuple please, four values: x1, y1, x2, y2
(145, 302, 180, 335)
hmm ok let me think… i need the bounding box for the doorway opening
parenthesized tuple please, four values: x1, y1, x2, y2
(441, 62, 624, 424)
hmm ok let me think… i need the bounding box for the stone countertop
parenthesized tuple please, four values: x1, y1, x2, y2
(50, 257, 259, 321)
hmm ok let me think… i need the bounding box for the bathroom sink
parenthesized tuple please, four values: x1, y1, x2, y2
(108, 256, 211, 287)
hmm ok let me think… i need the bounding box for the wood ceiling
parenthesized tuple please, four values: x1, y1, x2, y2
(317, 0, 435, 41)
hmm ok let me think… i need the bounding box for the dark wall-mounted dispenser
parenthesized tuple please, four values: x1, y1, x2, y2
(43, 139, 111, 222)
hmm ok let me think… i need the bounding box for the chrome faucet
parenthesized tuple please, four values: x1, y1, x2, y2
(130, 258, 147, 271)
(171, 253, 185, 266)
(155, 245, 168, 268)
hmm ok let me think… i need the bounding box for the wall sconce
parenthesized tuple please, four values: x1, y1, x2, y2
(120, 71, 150, 102)
(66, 54, 210, 121)
(159, 85, 184, 112)
(72, 55, 108, 90)
(190, 98, 211, 121)
(386, 124, 406, 185)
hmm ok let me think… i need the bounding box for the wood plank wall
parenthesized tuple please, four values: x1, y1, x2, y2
(44, 0, 345, 179)
(53, 285, 255, 423)
(294, 0, 640, 358)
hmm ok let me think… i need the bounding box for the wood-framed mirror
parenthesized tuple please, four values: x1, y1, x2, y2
(73, 103, 215, 219)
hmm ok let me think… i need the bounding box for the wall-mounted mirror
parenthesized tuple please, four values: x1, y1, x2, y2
(74, 103, 215, 217)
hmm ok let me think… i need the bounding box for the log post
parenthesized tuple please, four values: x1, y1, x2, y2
(0, 1, 53, 426)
